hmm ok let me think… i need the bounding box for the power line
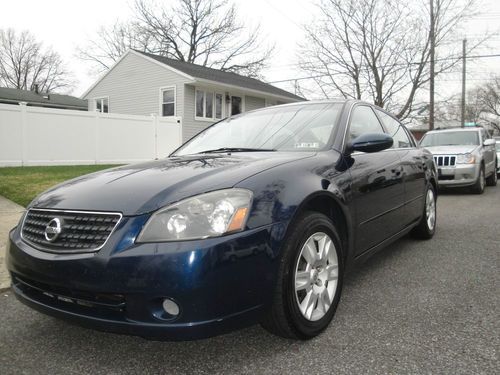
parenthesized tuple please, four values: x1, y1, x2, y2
(267, 53, 500, 84)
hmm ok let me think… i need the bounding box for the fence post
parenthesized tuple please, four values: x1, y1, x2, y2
(19, 102, 27, 166)
(177, 117, 182, 146)
(95, 110, 100, 164)
(152, 114, 158, 160)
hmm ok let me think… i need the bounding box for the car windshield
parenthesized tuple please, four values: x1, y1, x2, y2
(496, 142, 500, 151)
(420, 131, 480, 147)
(174, 103, 342, 155)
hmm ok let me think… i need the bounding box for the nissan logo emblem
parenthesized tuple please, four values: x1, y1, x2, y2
(44, 218, 63, 242)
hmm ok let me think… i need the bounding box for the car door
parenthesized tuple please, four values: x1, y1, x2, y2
(375, 109, 426, 225)
(347, 105, 406, 255)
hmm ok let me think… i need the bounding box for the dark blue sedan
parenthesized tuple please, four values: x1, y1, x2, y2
(6, 100, 438, 340)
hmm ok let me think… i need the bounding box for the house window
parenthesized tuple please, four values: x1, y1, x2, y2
(161, 87, 175, 116)
(94, 98, 108, 113)
(195, 89, 224, 120)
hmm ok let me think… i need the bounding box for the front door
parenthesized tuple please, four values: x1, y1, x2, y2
(374, 109, 426, 224)
(347, 105, 406, 255)
(231, 96, 242, 115)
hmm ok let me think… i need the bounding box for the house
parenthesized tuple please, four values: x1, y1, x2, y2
(0, 87, 87, 111)
(82, 49, 304, 141)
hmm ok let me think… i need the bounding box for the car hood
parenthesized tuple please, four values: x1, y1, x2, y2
(423, 145, 479, 154)
(30, 152, 315, 215)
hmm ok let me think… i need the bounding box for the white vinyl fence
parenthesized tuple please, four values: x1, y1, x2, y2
(0, 103, 182, 166)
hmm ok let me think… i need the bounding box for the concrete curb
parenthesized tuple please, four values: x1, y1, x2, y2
(0, 196, 25, 290)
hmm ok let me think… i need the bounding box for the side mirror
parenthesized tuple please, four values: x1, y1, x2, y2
(483, 139, 495, 146)
(347, 133, 393, 154)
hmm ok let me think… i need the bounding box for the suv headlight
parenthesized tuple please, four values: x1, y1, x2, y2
(137, 189, 253, 242)
(456, 153, 475, 164)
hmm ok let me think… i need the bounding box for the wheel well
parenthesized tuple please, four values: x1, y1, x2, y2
(302, 195, 349, 260)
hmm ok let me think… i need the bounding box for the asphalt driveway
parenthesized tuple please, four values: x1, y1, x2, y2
(0, 187, 498, 375)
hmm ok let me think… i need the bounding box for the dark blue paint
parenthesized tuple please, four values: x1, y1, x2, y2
(6, 100, 437, 340)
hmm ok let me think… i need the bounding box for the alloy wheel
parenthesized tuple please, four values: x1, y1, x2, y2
(426, 188, 436, 231)
(294, 232, 338, 321)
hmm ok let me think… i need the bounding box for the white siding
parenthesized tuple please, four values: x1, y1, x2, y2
(83, 52, 300, 143)
(84, 52, 189, 118)
(245, 95, 266, 111)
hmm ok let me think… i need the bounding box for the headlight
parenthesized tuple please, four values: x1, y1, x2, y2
(456, 153, 475, 164)
(137, 189, 253, 242)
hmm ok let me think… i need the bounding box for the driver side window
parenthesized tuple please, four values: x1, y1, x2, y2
(348, 106, 385, 141)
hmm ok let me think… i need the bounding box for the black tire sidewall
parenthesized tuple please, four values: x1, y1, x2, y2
(281, 213, 344, 339)
(474, 166, 485, 193)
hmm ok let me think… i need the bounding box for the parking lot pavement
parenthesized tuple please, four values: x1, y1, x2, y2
(0, 187, 498, 375)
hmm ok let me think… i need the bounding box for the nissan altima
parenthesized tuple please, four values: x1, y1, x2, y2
(6, 100, 438, 340)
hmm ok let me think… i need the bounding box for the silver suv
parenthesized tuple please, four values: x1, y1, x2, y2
(420, 127, 497, 194)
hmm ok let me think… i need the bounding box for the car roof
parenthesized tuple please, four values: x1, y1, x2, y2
(425, 127, 482, 134)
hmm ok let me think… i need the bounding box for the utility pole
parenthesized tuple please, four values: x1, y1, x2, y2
(461, 39, 466, 128)
(429, 0, 435, 130)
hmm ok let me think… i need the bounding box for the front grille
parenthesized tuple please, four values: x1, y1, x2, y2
(21, 208, 121, 253)
(433, 155, 456, 167)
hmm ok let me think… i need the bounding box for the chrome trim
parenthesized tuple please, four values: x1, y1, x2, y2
(20, 208, 123, 254)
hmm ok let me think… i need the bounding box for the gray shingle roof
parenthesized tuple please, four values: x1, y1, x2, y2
(135, 50, 304, 101)
(0, 87, 87, 110)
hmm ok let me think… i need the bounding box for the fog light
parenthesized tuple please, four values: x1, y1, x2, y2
(162, 298, 180, 316)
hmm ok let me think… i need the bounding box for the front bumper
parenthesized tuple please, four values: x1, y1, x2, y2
(6, 217, 287, 340)
(437, 163, 480, 187)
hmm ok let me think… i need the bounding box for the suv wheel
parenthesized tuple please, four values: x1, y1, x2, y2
(261, 212, 343, 339)
(471, 165, 486, 194)
(486, 161, 498, 186)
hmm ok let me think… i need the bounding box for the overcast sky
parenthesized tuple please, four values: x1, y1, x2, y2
(1, 0, 499, 101)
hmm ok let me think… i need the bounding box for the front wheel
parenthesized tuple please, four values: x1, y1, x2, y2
(411, 184, 437, 239)
(260, 212, 344, 339)
(486, 162, 497, 186)
(471, 166, 486, 194)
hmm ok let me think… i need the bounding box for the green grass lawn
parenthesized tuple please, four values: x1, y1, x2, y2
(0, 165, 119, 207)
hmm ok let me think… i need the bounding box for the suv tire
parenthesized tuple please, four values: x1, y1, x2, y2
(471, 165, 486, 194)
(486, 161, 498, 186)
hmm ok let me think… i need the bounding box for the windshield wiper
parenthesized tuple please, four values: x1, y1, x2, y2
(199, 147, 276, 154)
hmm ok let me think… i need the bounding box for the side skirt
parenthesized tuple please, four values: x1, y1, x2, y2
(351, 220, 419, 266)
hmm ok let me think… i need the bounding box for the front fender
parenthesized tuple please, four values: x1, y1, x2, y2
(236, 152, 354, 261)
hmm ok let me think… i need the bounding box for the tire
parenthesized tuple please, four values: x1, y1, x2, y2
(471, 165, 486, 194)
(260, 212, 344, 339)
(486, 162, 497, 186)
(411, 184, 437, 240)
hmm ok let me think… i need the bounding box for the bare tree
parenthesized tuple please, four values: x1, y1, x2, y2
(78, 0, 272, 78)
(479, 76, 500, 118)
(77, 21, 153, 72)
(437, 82, 500, 134)
(0, 28, 73, 93)
(299, 0, 479, 120)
